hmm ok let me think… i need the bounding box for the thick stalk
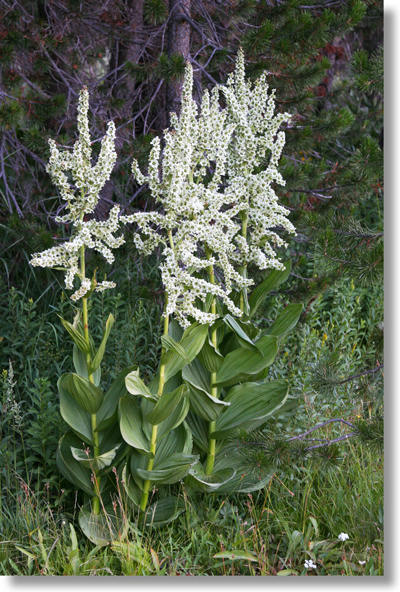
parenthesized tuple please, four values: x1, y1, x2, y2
(80, 245, 100, 515)
(205, 250, 218, 475)
(239, 210, 248, 314)
(139, 296, 170, 512)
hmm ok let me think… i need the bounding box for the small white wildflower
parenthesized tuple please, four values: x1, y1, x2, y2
(338, 532, 349, 542)
(30, 88, 126, 300)
(304, 559, 317, 570)
(358, 560, 366, 565)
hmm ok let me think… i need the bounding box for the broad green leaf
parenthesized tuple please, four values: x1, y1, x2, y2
(56, 432, 94, 496)
(96, 366, 136, 431)
(58, 376, 92, 443)
(122, 464, 142, 506)
(118, 396, 150, 453)
(264, 303, 303, 339)
(156, 394, 190, 440)
(59, 373, 104, 414)
(90, 313, 115, 372)
(154, 423, 192, 465)
(212, 380, 289, 438)
(60, 316, 89, 353)
(78, 507, 127, 547)
(161, 335, 189, 361)
(183, 359, 229, 421)
(162, 323, 208, 382)
(73, 345, 101, 386)
(125, 369, 156, 401)
(186, 462, 236, 492)
(71, 444, 120, 471)
(143, 496, 185, 527)
(249, 262, 291, 318)
(213, 550, 258, 562)
(185, 412, 209, 453)
(223, 314, 255, 348)
(215, 335, 278, 386)
(136, 453, 198, 484)
(145, 385, 187, 425)
(197, 336, 224, 372)
(216, 466, 274, 494)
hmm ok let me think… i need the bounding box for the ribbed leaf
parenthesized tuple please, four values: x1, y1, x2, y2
(185, 412, 209, 453)
(162, 323, 208, 382)
(248, 262, 291, 318)
(60, 316, 89, 353)
(78, 507, 127, 547)
(197, 336, 224, 372)
(212, 380, 289, 438)
(59, 373, 104, 414)
(119, 396, 150, 453)
(157, 394, 190, 439)
(122, 464, 142, 506)
(71, 444, 120, 471)
(145, 384, 187, 425)
(223, 314, 255, 348)
(183, 359, 229, 421)
(154, 423, 192, 465)
(136, 453, 198, 484)
(143, 496, 185, 527)
(72, 345, 101, 386)
(264, 303, 303, 338)
(58, 376, 92, 443)
(186, 462, 236, 492)
(215, 335, 278, 386)
(96, 366, 136, 431)
(90, 313, 115, 372)
(161, 335, 189, 361)
(56, 432, 94, 496)
(125, 369, 157, 401)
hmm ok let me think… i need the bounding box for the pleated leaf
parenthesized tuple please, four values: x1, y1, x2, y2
(248, 262, 291, 318)
(119, 396, 150, 453)
(264, 303, 303, 339)
(90, 313, 115, 372)
(125, 369, 156, 401)
(215, 335, 278, 386)
(56, 432, 94, 496)
(59, 373, 104, 414)
(212, 380, 289, 438)
(145, 384, 187, 425)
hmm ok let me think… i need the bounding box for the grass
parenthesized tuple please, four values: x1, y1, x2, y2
(0, 251, 383, 576)
(0, 438, 382, 575)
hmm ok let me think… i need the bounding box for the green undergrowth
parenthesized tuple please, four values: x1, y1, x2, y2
(0, 250, 383, 575)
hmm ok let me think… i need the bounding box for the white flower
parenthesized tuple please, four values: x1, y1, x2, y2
(304, 559, 317, 570)
(358, 560, 366, 565)
(220, 49, 295, 271)
(338, 532, 349, 541)
(30, 88, 126, 300)
(123, 63, 251, 328)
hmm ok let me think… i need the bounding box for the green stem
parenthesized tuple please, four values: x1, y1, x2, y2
(205, 249, 218, 475)
(140, 297, 169, 512)
(239, 211, 249, 314)
(80, 245, 100, 515)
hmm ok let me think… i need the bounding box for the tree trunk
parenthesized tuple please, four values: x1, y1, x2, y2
(166, 0, 191, 120)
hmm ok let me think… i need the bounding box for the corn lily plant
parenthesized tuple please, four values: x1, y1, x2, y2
(123, 54, 302, 510)
(30, 89, 131, 544)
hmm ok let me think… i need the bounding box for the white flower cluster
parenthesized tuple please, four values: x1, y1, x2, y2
(123, 64, 253, 328)
(30, 88, 124, 300)
(338, 532, 349, 542)
(221, 49, 296, 271)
